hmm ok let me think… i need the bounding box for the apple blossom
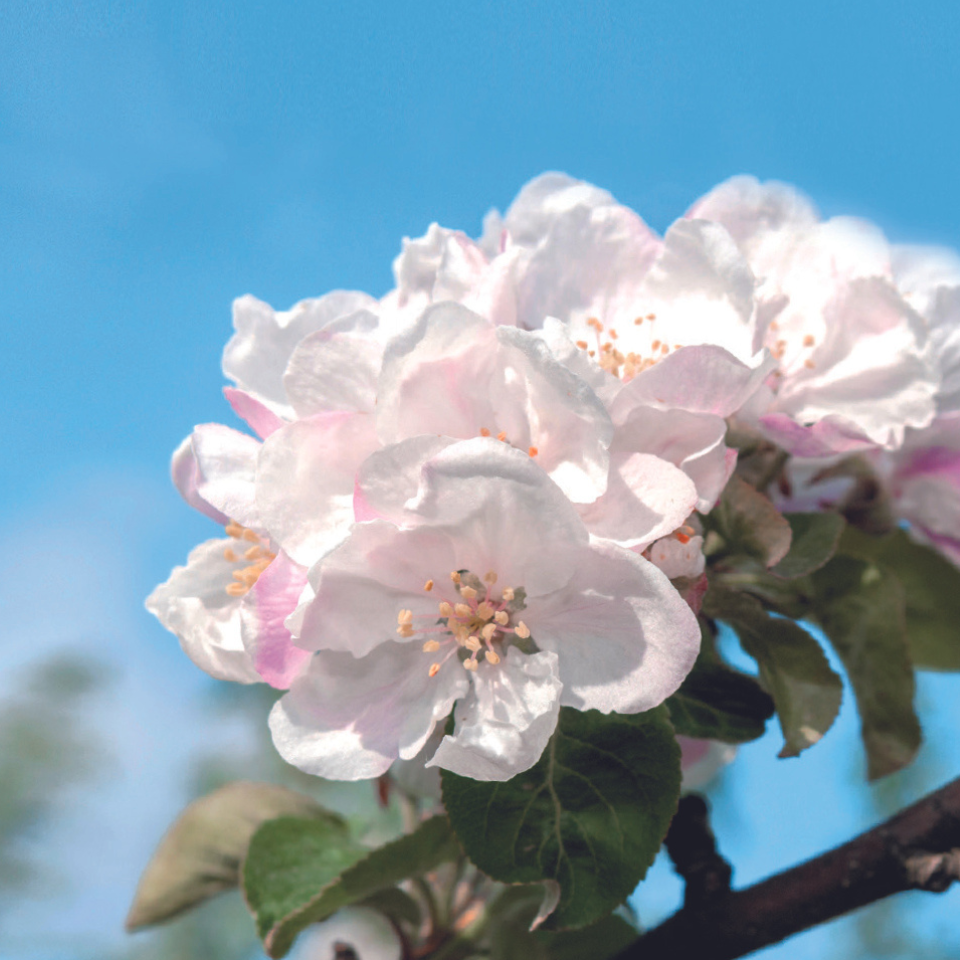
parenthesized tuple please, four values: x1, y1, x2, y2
(269, 439, 701, 782)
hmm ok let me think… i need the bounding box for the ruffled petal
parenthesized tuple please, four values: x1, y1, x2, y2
(268, 640, 468, 780)
(189, 423, 262, 529)
(223, 387, 285, 439)
(256, 411, 381, 566)
(171, 435, 229, 525)
(427, 648, 562, 781)
(146, 538, 261, 684)
(523, 540, 700, 714)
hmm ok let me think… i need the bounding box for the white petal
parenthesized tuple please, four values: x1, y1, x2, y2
(171, 434, 229, 525)
(283, 317, 382, 417)
(428, 648, 562, 781)
(269, 641, 468, 781)
(299, 521, 458, 657)
(524, 540, 700, 714)
(292, 907, 402, 960)
(256, 412, 381, 566)
(190, 423, 262, 529)
(223, 292, 377, 412)
(146, 539, 261, 684)
(647, 535, 706, 579)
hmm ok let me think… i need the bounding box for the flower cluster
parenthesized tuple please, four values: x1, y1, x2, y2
(148, 172, 960, 785)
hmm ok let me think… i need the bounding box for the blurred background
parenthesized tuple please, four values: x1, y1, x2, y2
(3, 2, 960, 957)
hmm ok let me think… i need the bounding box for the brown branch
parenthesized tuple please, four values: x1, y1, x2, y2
(616, 776, 960, 960)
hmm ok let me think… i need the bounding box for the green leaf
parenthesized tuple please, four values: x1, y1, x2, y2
(705, 589, 843, 757)
(666, 656, 774, 744)
(811, 555, 921, 779)
(705, 475, 792, 568)
(536, 914, 638, 960)
(441, 706, 680, 930)
(243, 815, 461, 958)
(772, 512, 847, 579)
(839, 526, 960, 671)
(125, 781, 339, 931)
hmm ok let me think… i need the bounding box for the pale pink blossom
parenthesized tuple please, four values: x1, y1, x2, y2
(269, 439, 700, 781)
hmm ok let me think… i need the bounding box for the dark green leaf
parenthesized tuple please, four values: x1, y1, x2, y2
(705, 475, 792, 568)
(243, 815, 460, 957)
(125, 782, 339, 931)
(536, 914, 638, 960)
(772, 512, 846, 579)
(705, 589, 843, 757)
(839, 526, 960, 671)
(666, 666, 774, 744)
(811, 555, 921, 779)
(441, 706, 680, 930)
(359, 887, 422, 929)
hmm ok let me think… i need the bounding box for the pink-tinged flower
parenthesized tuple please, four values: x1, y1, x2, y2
(886, 414, 960, 566)
(269, 440, 700, 782)
(691, 176, 938, 454)
(148, 424, 310, 688)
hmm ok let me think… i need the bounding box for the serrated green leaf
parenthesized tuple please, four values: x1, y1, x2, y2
(125, 781, 340, 931)
(705, 589, 842, 757)
(243, 815, 460, 958)
(441, 707, 680, 930)
(839, 526, 960, 671)
(666, 657, 774, 744)
(811, 555, 921, 779)
(772, 512, 846, 579)
(536, 914, 638, 960)
(705, 475, 793, 568)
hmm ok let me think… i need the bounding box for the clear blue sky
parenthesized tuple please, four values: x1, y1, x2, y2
(3, 2, 960, 957)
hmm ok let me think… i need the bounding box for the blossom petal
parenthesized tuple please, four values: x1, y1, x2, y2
(171, 435, 229, 525)
(293, 907, 403, 960)
(269, 641, 468, 780)
(524, 540, 700, 714)
(427, 648, 562, 781)
(223, 387, 285, 439)
(190, 423, 262, 529)
(282, 318, 382, 417)
(299, 521, 458, 657)
(241, 551, 311, 689)
(146, 538, 261, 684)
(223, 291, 377, 412)
(256, 411, 380, 566)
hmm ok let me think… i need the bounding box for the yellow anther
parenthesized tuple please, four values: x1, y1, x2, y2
(465, 636, 481, 652)
(223, 548, 238, 562)
(242, 529, 260, 543)
(422, 640, 441, 652)
(804, 359, 816, 369)
(588, 350, 595, 357)
(460, 585, 478, 600)
(609, 328, 618, 339)
(439, 601, 453, 617)
(454, 603, 472, 618)
(587, 317, 604, 331)
(803, 334, 815, 347)
(244, 545, 266, 560)
(225, 520, 244, 538)
(528, 446, 538, 457)
(424, 579, 434, 592)
(481, 623, 497, 641)
(397, 624, 414, 637)
(651, 339, 661, 351)
(494, 611, 509, 625)
(646, 313, 656, 320)
(480, 427, 491, 437)
(450, 571, 462, 584)
(634, 316, 643, 325)
(484, 571, 498, 584)
(576, 339, 589, 348)
(660, 343, 669, 354)
(485, 650, 501, 665)
(501, 587, 515, 602)
(463, 659, 479, 672)
(429, 663, 441, 678)
(476, 601, 495, 620)
(225, 582, 249, 597)
(232, 569, 249, 582)
(497, 431, 507, 442)
(515, 621, 531, 639)
(397, 609, 414, 625)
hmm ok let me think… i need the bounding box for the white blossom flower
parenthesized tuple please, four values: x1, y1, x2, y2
(292, 906, 402, 960)
(269, 439, 700, 782)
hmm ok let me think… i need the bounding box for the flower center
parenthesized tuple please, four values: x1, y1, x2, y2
(396, 570, 530, 676)
(575, 315, 680, 382)
(223, 521, 276, 597)
(478, 427, 538, 458)
(765, 320, 817, 379)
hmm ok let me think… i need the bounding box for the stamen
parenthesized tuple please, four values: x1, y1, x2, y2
(651, 339, 661, 351)
(465, 636, 481, 652)
(225, 582, 249, 597)
(515, 621, 531, 639)
(463, 659, 479, 672)
(803, 334, 815, 347)
(485, 650, 500, 665)
(497, 431, 507, 442)
(454, 603, 472, 618)
(242, 529, 260, 542)
(480, 427, 491, 437)
(528, 446, 538, 457)
(422, 640, 441, 652)
(494, 611, 509, 625)
(223, 548, 238, 562)
(804, 359, 815, 369)
(609, 329, 618, 340)
(225, 520, 244, 538)
(424, 579, 434, 592)
(501, 587, 515, 602)
(397, 609, 413, 625)
(576, 339, 589, 348)
(429, 663, 441, 678)
(484, 571, 498, 584)
(459, 585, 478, 600)
(646, 313, 656, 320)
(450, 571, 462, 584)
(481, 623, 497, 641)
(476, 600, 495, 620)
(439, 601, 454, 617)
(244, 545, 266, 560)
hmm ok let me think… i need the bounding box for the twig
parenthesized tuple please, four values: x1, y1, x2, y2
(615, 775, 960, 960)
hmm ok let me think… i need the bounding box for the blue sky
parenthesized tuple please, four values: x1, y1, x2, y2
(3, 1, 960, 956)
